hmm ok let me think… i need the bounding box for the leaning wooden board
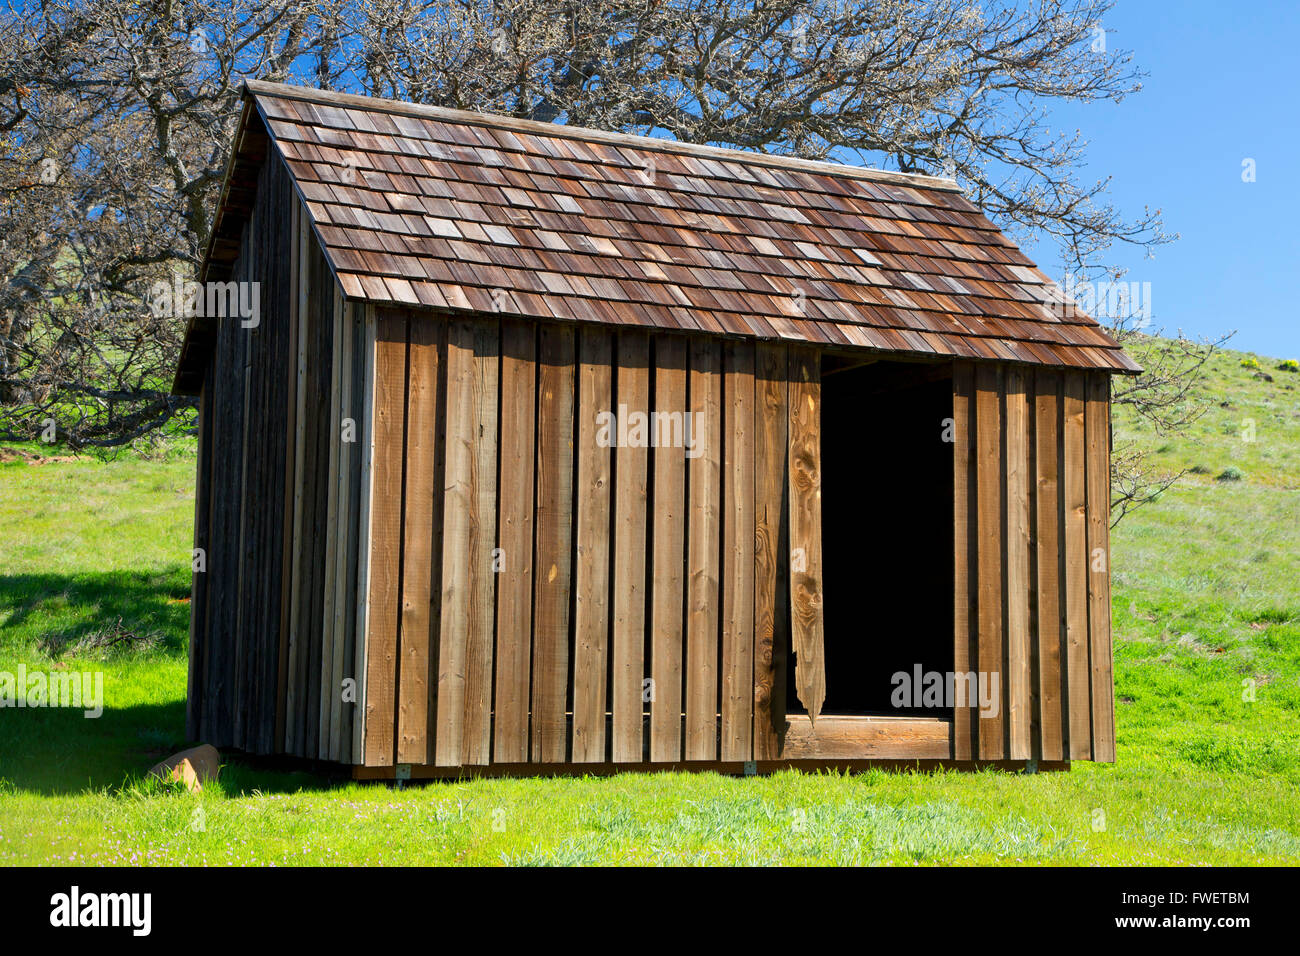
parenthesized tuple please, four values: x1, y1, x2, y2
(786, 348, 825, 724)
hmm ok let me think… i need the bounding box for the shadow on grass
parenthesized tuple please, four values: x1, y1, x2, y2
(0, 696, 340, 796)
(0, 571, 338, 796)
(0, 570, 192, 657)
(0, 696, 189, 795)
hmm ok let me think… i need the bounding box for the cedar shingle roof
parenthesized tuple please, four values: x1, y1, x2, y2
(177, 80, 1140, 392)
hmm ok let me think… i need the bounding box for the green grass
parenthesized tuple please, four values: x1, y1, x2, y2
(1, 341, 1297, 866)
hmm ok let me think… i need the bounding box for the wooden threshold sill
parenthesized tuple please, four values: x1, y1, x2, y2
(781, 715, 953, 760)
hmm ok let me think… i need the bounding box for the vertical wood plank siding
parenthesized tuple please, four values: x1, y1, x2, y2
(284, 197, 310, 754)
(187, 152, 294, 752)
(649, 336, 687, 762)
(188, 156, 376, 761)
(493, 320, 537, 763)
(273, 199, 302, 751)
(720, 342, 756, 762)
(397, 317, 441, 764)
(1085, 374, 1116, 762)
(951, 363, 977, 760)
(190, 257, 1118, 768)
(950, 362, 1115, 766)
(351, 306, 378, 762)
(436, 318, 500, 766)
(1004, 368, 1032, 759)
(685, 338, 722, 760)
(348, 322, 816, 768)
(303, 240, 335, 759)
(531, 324, 575, 763)
(362, 311, 407, 766)
(572, 328, 613, 762)
(1033, 371, 1066, 762)
(319, 294, 343, 759)
(185, 385, 211, 742)
(1062, 373, 1092, 759)
(611, 332, 651, 763)
(752, 344, 789, 761)
(974, 363, 1006, 759)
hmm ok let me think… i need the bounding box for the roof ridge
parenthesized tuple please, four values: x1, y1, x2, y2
(244, 79, 963, 193)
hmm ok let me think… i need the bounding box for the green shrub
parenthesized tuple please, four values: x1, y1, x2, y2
(1241, 357, 1260, 370)
(1278, 359, 1299, 373)
(1216, 466, 1244, 482)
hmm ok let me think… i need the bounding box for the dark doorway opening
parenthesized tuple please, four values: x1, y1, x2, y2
(786, 357, 955, 717)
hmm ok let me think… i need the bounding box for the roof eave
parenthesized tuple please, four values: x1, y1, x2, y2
(171, 88, 263, 395)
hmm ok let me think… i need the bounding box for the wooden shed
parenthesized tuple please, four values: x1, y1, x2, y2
(173, 81, 1139, 778)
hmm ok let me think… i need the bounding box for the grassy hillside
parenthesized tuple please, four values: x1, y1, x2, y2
(0, 337, 1296, 865)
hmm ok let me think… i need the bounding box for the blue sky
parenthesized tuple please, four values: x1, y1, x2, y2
(1022, 0, 1300, 358)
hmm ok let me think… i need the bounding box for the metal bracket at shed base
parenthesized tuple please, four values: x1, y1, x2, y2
(1023, 758, 1038, 775)
(743, 761, 757, 777)
(394, 764, 412, 787)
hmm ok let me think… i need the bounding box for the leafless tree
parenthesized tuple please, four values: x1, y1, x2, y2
(0, 1, 331, 449)
(1106, 313, 1232, 526)
(0, 0, 1215, 516)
